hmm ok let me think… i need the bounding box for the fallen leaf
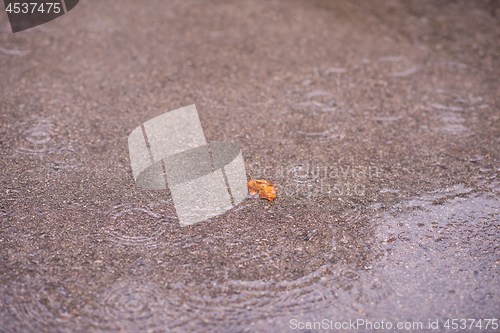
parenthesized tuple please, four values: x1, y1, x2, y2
(248, 176, 277, 203)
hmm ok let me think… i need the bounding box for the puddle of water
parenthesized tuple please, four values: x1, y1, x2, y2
(1, 184, 498, 332)
(366, 189, 500, 319)
(231, 189, 499, 331)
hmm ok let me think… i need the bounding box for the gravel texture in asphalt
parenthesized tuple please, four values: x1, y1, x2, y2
(0, 0, 499, 332)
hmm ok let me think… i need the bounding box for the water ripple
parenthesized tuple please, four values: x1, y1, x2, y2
(13, 116, 73, 156)
(102, 201, 177, 248)
(0, 276, 75, 332)
(87, 281, 188, 332)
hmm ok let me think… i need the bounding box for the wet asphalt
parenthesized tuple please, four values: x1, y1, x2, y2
(0, 0, 499, 332)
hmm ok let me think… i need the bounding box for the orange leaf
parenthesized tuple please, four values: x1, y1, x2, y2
(248, 176, 277, 203)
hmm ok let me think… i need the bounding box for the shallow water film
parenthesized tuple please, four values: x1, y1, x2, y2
(1, 0, 499, 332)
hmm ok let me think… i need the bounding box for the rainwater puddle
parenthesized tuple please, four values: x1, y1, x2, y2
(1, 185, 498, 332)
(365, 186, 500, 320)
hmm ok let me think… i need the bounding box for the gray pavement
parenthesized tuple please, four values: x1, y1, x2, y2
(0, 0, 499, 332)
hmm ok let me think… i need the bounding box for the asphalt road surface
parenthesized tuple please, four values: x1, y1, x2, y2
(0, 0, 499, 332)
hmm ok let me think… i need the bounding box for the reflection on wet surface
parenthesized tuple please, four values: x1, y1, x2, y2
(366, 188, 499, 319)
(1, 184, 498, 331)
(1, 0, 499, 331)
(2, 101, 498, 330)
(1, 107, 498, 328)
